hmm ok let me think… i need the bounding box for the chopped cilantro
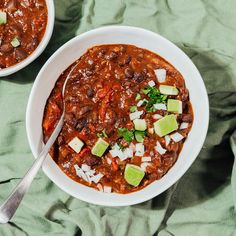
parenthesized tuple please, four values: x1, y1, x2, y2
(97, 130, 108, 138)
(140, 86, 167, 112)
(118, 128, 134, 143)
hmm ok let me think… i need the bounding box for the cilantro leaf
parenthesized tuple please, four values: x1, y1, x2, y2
(117, 128, 134, 143)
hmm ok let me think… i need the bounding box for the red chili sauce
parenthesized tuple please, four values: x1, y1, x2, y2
(42, 44, 194, 194)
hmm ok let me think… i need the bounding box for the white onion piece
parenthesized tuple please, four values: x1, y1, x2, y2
(103, 186, 112, 193)
(123, 148, 133, 158)
(135, 143, 145, 156)
(148, 128, 154, 134)
(74, 165, 89, 182)
(154, 68, 166, 83)
(153, 103, 167, 110)
(155, 141, 166, 155)
(81, 164, 91, 172)
(137, 100, 144, 107)
(153, 114, 163, 120)
(140, 162, 150, 171)
(165, 135, 171, 146)
(180, 122, 189, 130)
(148, 80, 155, 87)
(142, 156, 151, 162)
(90, 173, 104, 184)
(107, 158, 112, 165)
(129, 110, 144, 120)
(170, 132, 184, 142)
(129, 142, 136, 152)
(97, 183, 103, 192)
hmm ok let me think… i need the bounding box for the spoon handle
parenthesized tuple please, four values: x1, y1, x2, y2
(0, 116, 64, 224)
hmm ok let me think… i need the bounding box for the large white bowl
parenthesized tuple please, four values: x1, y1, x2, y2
(0, 0, 55, 77)
(26, 26, 209, 206)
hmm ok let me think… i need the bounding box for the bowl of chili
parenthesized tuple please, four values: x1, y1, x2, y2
(26, 26, 209, 206)
(0, 0, 54, 77)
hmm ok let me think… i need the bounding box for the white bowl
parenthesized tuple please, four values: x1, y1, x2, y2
(26, 26, 209, 206)
(0, 0, 55, 77)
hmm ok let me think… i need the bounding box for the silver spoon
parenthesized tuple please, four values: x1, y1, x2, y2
(0, 63, 79, 224)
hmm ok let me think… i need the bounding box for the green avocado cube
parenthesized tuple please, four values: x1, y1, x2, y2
(124, 164, 145, 187)
(154, 114, 178, 137)
(133, 119, 147, 131)
(167, 99, 182, 113)
(0, 11, 7, 25)
(159, 85, 179, 95)
(11, 37, 21, 48)
(135, 131, 145, 142)
(91, 138, 109, 157)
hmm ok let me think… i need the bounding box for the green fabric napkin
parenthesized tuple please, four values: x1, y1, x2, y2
(0, 0, 236, 235)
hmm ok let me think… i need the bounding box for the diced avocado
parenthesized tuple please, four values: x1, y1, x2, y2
(159, 85, 179, 95)
(130, 105, 137, 112)
(91, 138, 109, 157)
(167, 99, 182, 113)
(68, 137, 84, 153)
(124, 164, 145, 187)
(11, 37, 21, 48)
(154, 114, 178, 137)
(133, 119, 147, 131)
(135, 131, 145, 142)
(135, 93, 141, 101)
(0, 11, 7, 25)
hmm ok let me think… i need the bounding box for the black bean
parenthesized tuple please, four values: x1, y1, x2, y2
(76, 117, 87, 131)
(124, 56, 132, 64)
(14, 48, 27, 61)
(181, 113, 193, 122)
(79, 106, 92, 116)
(0, 44, 13, 53)
(106, 51, 118, 60)
(133, 72, 145, 83)
(6, 0, 17, 12)
(64, 113, 77, 128)
(84, 155, 100, 166)
(87, 88, 95, 97)
(27, 37, 39, 51)
(124, 67, 134, 79)
(97, 49, 106, 58)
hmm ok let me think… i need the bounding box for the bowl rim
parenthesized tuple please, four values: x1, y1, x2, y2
(26, 25, 209, 206)
(0, 0, 55, 77)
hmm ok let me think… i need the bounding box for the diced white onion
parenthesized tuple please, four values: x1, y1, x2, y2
(129, 142, 136, 152)
(123, 148, 133, 158)
(153, 103, 167, 110)
(97, 183, 103, 192)
(74, 165, 89, 182)
(148, 80, 155, 87)
(68, 137, 84, 153)
(142, 156, 151, 162)
(152, 114, 163, 120)
(81, 164, 91, 172)
(148, 128, 154, 134)
(135, 143, 145, 156)
(107, 158, 112, 165)
(155, 141, 166, 155)
(140, 162, 150, 171)
(103, 186, 112, 193)
(170, 132, 184, 142)
(180, 122, 189, 130)
(62, 162, 70, 169)
(137, 100, 146, 107)
(154, 69, 166, 83)
(130, 110, 144, 120)
(165, 135, 171, 146)
(90, 173, 104, 184)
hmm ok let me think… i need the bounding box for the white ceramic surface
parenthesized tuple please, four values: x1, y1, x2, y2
(26, 26, 209, 206)
(0, 0, 55, 77)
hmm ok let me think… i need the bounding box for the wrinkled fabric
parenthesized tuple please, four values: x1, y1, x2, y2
(0, 0, 236, 235)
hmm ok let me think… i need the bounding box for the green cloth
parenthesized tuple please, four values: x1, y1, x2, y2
(0, 0, 236, 235)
